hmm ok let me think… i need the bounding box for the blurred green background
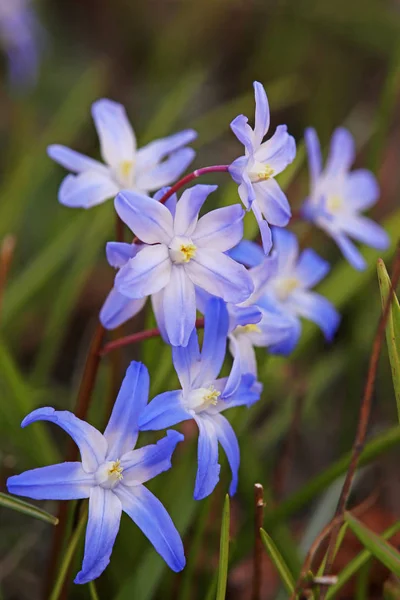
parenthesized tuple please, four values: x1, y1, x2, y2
(0, 0, 400, 598)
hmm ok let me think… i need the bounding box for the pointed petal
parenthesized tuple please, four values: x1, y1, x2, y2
(295, 249, 330, 288)
(343, 169, 379, 211)
(215, 373, 262, 411)
(172, 329, 201, 392)
(74, 487, 122, 584)
(192, 204, 244, 251)
(106, 242, 139, 268)
(272, 227, 299, 272)
(47, 145, 107, 174)
(58, 172, 118, 208)
(151, 289, 169, 343)
(7, 462, 95, 500)
(213, 414, 240, 496)
(237, 171, 256, 208)
(228, 240, 264, 267)
(253, 81, 270, 147)
(115, 244, 171, 299)
(229, 334, 257, 376)
(153, 186, 178, 218)
(186, 249, 254, 304)
(304, 128, 322, 189)
(114, 191, 174, 244)
(230, 114, 255, 153)
(120, 430, 184, 485)
(174, 185, 218, 237)
(100, 288, 146, 330)
(136, 148, 196, 192)
(254, 125, 296, 173)
(268, 316, 302, 355)
(136, 129, 197, 171)
(289, 289, 340, 341)
(332, 232, 367, 270)
(251, 202, 273, 254)
(228, 156, 247, 186)
(194, 297, 229, 386)
(253, 179, 291, 226)
(138, 390, 190, 431)
(104, 362, 149, 459)
(163, 266, 196, 347)
(22, 408, 107, 472)
(193, 416, 220, 500)
(228, 304, 263, 329)
(338, 215, 389, 250)
(326, 127, 355, 176)
(92, 99, 136, 168)
(116, 484, 185, 572)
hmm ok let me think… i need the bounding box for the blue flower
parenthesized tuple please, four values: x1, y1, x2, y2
(139, 297, 262, 500)
(231, 230, 340, 352)
(302, 127, 390, 270)
(112, 184, 254, 347)
(7, 362, 185, 584)
(229, 81, 296, 253)
(47, 99, 197, 208)
(0, 0, 42, 87)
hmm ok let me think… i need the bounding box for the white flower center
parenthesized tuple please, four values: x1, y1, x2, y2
(114, 160, 135, 188)
(326, 194, 343, 213)
(169, 236, 197, 264)
(248, 161, 275, 183)
(186, 385, 221, 413)
(274, 277, 299, 302)
(95, 459, 124, 489)
(233, 323, 261, 338)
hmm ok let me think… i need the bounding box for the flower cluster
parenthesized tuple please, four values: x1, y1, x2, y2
(7, 82, 389, 583)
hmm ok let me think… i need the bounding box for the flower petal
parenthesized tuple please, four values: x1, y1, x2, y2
(136, 129, 197, 171)
(163, 266, 196, 347)
(104, 362, 150, 459)
(193, 416, 220, 500)
(173, 184, 218, 237)
(172, 329, 201, 392)
(213, 414, 240, 496)
(268, 316, 302, 355)
(151, 289, 169, 343)
(272, 227, 299, 272)
(21, 408, 107, 472)
(106, 242, 140, 268)
(304, 128, 322, 189)
(100, 288, 146, 330)
(332, 232, 367, 271)
(338, 215, 390, 250)
(153, 186, 178, 217)
(115, 244, 171, 299)
(254, 125, 296, 173)
(74, 487, 122, 584)
(253, 179, 291, 226)
(228, 240, 264, 267)
(192, 204, 244, 251)
(114, 191, 174, 244)
(253, 81, 270, 147)
(326, 127, 355, 176)
(91, 99, 136, 168)
(251, 201, 273, 254)
(215, 373, 262, 411)
(47, 145, 107, 174)
(194, 297, 229, 387)
(229, 334, 257, 376)
(7, 462, 95, 500)
(289, 289, 340, 341)
(230, 114, 254, 154)
(116, 484, 186, 572)
(120, 430, 184, 485)
(186, 249, 254, 304)
(295, 249, 330, 288)
(138, 390, 190, 431)
(136, 148, 196, 192)
(343, 169, 379, 211)
(58, 172, 119, 208)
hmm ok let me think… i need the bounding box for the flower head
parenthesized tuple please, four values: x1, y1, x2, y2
(139, 297, 262, 500)
(47, 99, 197, 209)
(112, 184, 254, 346)
(301, 127, 389, 270)
(229, 81, 296, 253)
(7, 362, 185, 584)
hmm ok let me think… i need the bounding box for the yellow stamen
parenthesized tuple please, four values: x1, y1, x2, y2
(108, 460, 123, 481)
(257, 165, 275, 181)
(179, 243, 197, 263)
(275, 277, 299, 301)
(204, 385, 221, 406)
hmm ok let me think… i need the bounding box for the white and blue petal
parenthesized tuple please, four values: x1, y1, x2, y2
(254, 125, 296, 173)
(58, 172, 119, 209)
(295, 249, 330, 288)
(215, 373, 262, 410)
(272, 227, 299, 272)
(173, 184, 218, 237)
(115, 191, 174, 244)
(163, 266, 196, 347)
(251, 202, 273, 254)
(136, 129, 197, 171)
(230, 114, 255, 154)
(343, 169, 379, 211)
(228, 240, 264, 268)
(47, 145, 107, 174)
(304, 128, 322, 190)
(136, 148, 196, 192)
(253, 81, 270, 147)
(194, 297, 229, 387)
(325, 127, 355, 176)
(268, 316, 302, 355)
(193, 416, 220, 500)
(338, 214, 389, 250)
(192, 204, 244, 251)
(106, 242, 139, 269)
(138, 390, 190, 431)
(172, 329, 201, 392)
(212, 414, 240, 496)
(153, 187, 178, 217)
(100, 288, 146, 330)
(253, 178, 291, 226)
(115, 244, 171, 299)
(332, 232, 367, 271)
(289, 289, 340, 342)
(91, 99, 136, 168)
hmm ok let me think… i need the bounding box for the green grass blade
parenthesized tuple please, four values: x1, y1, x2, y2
(260, 528, 295, 594)
(345, 513, 400, 576)
(377, 258, 400, 422)
(0, 492, 58, 525)
(216, 494, 230, 600)
(88, 581, 100, 600)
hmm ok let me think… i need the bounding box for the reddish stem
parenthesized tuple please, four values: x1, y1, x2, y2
(156, 165, 230, 205)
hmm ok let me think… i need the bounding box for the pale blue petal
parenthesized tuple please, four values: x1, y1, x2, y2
(104, 362, 150, 459)
(253, 179, 291, 226)
(192, 204, 244, 251)
(116, 484, 185, 572)
(106, 242, 139, 268)
(230, 114, 255, 154)
(172, 329, 201, 392)
(254, 125, 296, 173)
(114, 191, 174, 244)
(228, 156, 247, 186)
(7, 462, 95, 500)
(151, 290, 169, 343)
(138, 390, 190, 431)
(173, 184, 218, 237)
(304, 128, 322, 191)
(136, 129, 197, 171)
(295, 249, 330, 288)
(115, 244, 171, 299)
(47, 145, 106, 174)
(253, 81, 270, 147)
(22, 408, 107, 472)
(195, 297, 229, 386)
(222, 344, 242, 398)
(289, 290, 340, 341)
(228, 240, 264, 267)
(249, 252, 279, 295)
(333, 232, 367, 270)
(339, 215, 390, 250)
(216, 373, 262, 410)
(268, 316, 302, 355)
(74, 487, 122, 584)
(136, 148, 196, 192)
(153, 186, 177, 217)
(238, 172, 256, 208)
(120, 430, 184, 485)
(229, 334, 257, 376)
(163, 266, 196, 347)
(58, 172, 119, 208)
(193, 416, 220, 500)
(251, 202, 273, 253)
(343, 169, 379, 211)
(228, 304, 263, 330)
(272, 227, 299, 271)
(100, 288, 146, 330)
(186, 249, 254, 304)
(213, 414, 240, 496)
(326, 127, 355, 176)
(92, 99, 136, 167)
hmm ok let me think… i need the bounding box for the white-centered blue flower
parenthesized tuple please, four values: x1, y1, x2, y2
(47, 99, 197, 209)
(302, 127, 390, 270)
(112, 184, 254, 347)
(230, 230, 340, 352)
(7, 362, 185, 584)
(229, 81, 296, 253)
(138, 298, 262, 500)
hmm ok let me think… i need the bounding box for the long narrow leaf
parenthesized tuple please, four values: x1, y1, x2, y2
(260, 528, 295, 594)
(216, 495, 230, 600)
(0, 492, 58, 525)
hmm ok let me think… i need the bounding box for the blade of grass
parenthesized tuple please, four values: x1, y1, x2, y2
(260, 528, 295, 595)
(0, 492, 58, 525)
(216, 494, 230, 600)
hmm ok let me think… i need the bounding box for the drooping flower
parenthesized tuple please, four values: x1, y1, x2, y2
(229, 81, 296, 253)
(230, 230, 340, 352)
(112, 184, 254, 347)
(138, 297, 262, 500)
(0, 0, 42, 87)
(301, 127, 389, 270)
(47, 99, 197, 209)
(7, 362, 185, 584)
